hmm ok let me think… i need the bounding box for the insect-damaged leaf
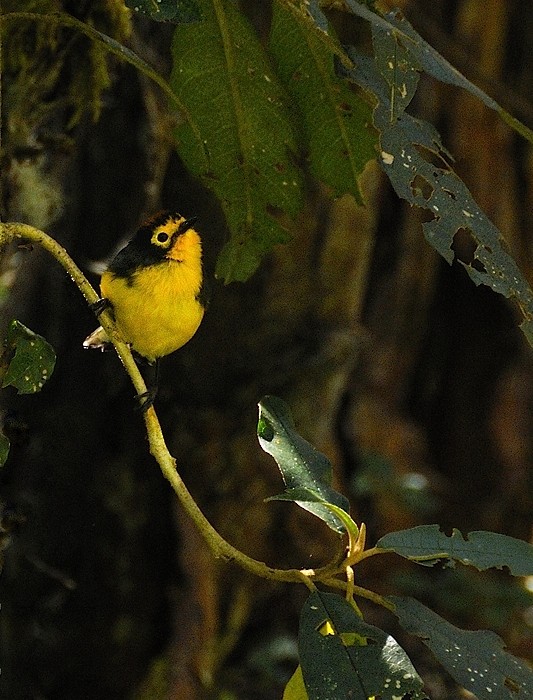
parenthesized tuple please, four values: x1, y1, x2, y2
(125, 0, 201, 23)
(391, 596, 533, 700)
(299, 591, 426, 700)
(257, 396, 350, 534)
(376, 525, 533, 575)
(1, 320, 56, 395)
(337, 46, 533, 346)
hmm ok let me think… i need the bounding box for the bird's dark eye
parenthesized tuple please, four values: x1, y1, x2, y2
(157, 232, 169, 243)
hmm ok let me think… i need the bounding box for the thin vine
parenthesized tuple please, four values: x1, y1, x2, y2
(0, 221, 393, 611)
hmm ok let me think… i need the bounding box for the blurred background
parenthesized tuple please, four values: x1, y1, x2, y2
(0, 0, 532, 698)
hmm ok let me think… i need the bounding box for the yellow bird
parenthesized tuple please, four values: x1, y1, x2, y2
(85, 211, 206, 401)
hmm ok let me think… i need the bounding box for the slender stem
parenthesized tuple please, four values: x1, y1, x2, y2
(0, 222, 377, 592)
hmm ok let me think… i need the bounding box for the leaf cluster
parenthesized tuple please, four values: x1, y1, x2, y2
(257, 396, 533, 700)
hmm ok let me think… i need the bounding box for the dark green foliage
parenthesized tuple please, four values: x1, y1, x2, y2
(258, 395, 350, 534)
(377, 525, 533, 575)
(299, 591, 426, 700)
(391, 596, 533, 700)
(125, 0, 201, 23)
(1, 320, 56, 395)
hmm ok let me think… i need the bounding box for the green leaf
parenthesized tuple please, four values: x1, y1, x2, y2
(258, 396, 350, 534)
(169, 0, 305, 283)
(370, 17, 421, 119)
(0, 432, 10, 468)
(125, 0, 201, 23)
(299, 591, 426, 700)
(270, 3, 376, 203)
(2, 320, 56, 394)
(344, 1, 533, 144)
(338, 49, 533, 346)
(391, 596, 533, 700)
(376, 525, 533, 575)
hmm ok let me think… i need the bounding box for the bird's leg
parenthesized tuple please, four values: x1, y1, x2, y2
(134, 358, 160, 412)
(90, 298, 112, 316)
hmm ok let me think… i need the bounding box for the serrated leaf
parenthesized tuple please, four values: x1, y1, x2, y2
(125, 0, 201, 23)
(299, 591, 426, 700)
(270, 3, 376, 202)
(376, 525, 533, 575)
(338, 48, 533, 346)
(2, 320, 56, 395)
(169, 0, 304, 283)
(0, 432, 10, 468)
(391, 596, 533, 700)
(258, 396, 350, 534)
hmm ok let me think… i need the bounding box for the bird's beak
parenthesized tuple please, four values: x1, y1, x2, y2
(177, 217, 199, 235)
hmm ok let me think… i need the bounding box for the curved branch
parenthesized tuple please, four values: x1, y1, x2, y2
(0, 222, 373, 592)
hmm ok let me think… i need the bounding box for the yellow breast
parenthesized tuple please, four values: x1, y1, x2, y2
(100, 232, 204, 361)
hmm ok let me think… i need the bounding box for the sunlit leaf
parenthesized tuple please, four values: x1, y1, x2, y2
(391, 596, 533, 700)
(299, 591, 426, 700)
(258, 396, 350, 533)
(2, 320, 56, 394)
(376, 525, 533, 576)
(283, 665, 309, 700)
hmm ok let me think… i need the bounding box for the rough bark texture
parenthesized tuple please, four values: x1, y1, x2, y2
(0, 1, 531, 698)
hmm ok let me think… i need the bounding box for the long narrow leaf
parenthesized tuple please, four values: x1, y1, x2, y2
(170, 0, 304, 283)
(270, 2, 376, 203)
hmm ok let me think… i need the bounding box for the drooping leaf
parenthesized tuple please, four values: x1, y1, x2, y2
(299, 591, 426, 700)
(344, 0, 533, 144)
(376, 525, 533, 576)
(270, 2, 376, 203)
(337, 48, 533, 345)
(125, 0, 201, 23)
(2, 320, 56, 394)
(370, 16, 421, 119)
(258, 395, 350, 534)
(391, 596, 533, 700)
(169, 0, 304, 283)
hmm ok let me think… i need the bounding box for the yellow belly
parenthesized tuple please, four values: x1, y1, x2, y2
(100, 261, 204, 362)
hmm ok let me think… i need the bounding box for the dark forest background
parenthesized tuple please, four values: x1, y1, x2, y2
(0, 0, 532, 698)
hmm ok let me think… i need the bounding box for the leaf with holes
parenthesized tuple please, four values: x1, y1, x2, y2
(376, 525, 533, 576)
(170, 0, 304, 282)
(2, 320, 56, 395)
(344, 0, 533, 145)
(391, 596, 533, 699)
(337, 47, 533, 346)
(299, 591, 426, 700)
